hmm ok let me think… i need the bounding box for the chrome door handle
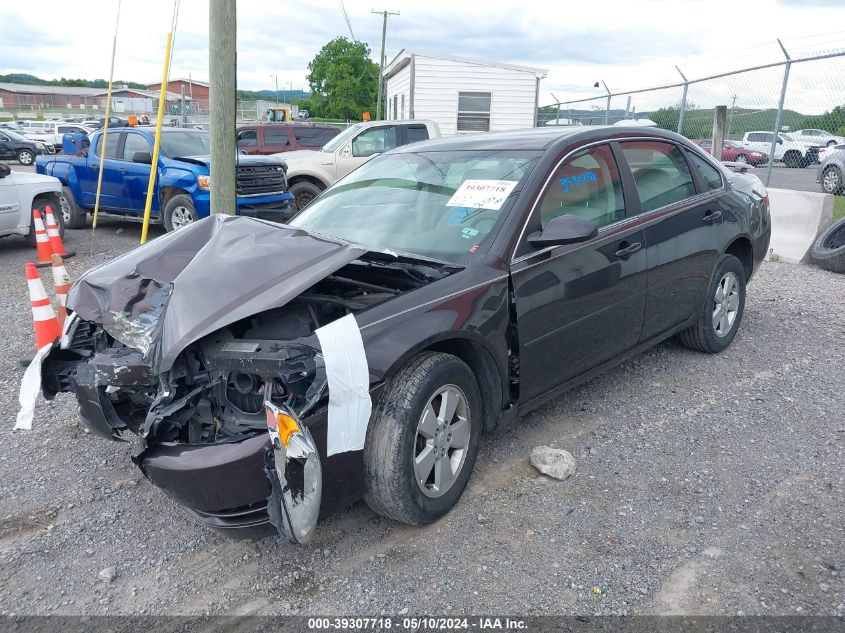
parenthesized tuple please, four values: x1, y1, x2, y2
(615, 241, 642, 259)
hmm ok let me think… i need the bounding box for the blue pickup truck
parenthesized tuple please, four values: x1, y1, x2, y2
(36, 126, 296, 231)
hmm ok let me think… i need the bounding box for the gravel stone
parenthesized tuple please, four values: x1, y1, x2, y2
(530, 446, 576, 480)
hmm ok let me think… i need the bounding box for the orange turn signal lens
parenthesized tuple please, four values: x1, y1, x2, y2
(266, 404, 301, 447)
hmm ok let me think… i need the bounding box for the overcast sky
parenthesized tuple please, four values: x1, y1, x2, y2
(1, 0, 844, 113)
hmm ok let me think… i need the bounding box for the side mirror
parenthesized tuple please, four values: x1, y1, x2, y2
(777, 138, 783, 145)
(0, 163, 11, 178)
(528, 214, 598, 248)
(132, 151, 152, 164)
(339, 144, 352, 159)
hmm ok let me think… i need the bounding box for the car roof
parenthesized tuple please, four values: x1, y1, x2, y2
(393, 125, 692, 153)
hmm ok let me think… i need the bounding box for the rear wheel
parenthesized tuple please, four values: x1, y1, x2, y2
(679, 254, 746, 353)
(363, 352, 482, 525)
(17, 149, 34, 165)
(60, 187, 87, 229)
(783, 151, 802, 168)
(289, 180, 322, 211)
(163, 195, 198, 232)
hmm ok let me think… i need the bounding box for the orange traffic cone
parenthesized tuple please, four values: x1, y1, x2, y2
(26, 262, 61, 351)
(32, 209, 53, 267)
(51, 254, 71, 331)
(43, 205, 75, 261)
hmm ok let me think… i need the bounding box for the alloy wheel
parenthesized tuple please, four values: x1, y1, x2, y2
(59, 195, 72, 224)
(171, 206, 195, 230)
(712, 272, 740, 338)
(413, 384, 471, 498)
(736, 154, 748, 164)
(822, 168, 841, 194)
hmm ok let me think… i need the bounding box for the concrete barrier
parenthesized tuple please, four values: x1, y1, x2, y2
(765, 188, 834, 264)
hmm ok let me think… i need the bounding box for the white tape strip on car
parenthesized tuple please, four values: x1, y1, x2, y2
(315, 313, 372, 456)
(15, 344, 53, 431)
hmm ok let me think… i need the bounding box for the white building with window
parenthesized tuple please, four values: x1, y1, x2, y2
(382, 51, 547, 136)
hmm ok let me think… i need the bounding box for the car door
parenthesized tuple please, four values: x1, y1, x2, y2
(80, 132, 124, 208)
(0, 133, 14, 159)
(617, 140, 724, 342)
(236, 128, 260, 155)
(0, 165, 21, 231)
(336, 125, 399, 179)
(510, 142, 647, 402)
(119, 131, 155, 213)
(261, 126, 293, 154)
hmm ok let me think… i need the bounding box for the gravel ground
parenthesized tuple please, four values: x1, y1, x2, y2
(0, 222, 843, 617)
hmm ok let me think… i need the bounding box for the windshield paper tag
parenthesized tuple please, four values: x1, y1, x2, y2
(446, 180, 518, 211)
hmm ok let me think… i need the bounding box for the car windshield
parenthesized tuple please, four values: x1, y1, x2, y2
(320, 123, 363, 152)
(159, 130, 211, 157)
(780, 133, 794, 141)
(290, 149, 542, 265)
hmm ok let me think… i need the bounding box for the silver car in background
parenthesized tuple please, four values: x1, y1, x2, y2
(818, 145, 845, 194)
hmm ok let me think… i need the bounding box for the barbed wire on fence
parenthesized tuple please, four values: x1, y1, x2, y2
(540, 41, 845, 185)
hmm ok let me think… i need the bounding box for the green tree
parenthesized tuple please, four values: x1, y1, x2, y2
(306, 37, 378, 120)
(799, 105, 845, 134)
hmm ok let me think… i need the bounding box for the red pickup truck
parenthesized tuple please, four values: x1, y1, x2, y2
(236, 123, 341, 155)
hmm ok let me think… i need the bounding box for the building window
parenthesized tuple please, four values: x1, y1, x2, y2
(457, 92, 491, 132)
(401, 94, 405, 120)
(393, 95, 398, 121)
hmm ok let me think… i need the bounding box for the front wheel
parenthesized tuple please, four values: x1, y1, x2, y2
(679, 254, 746, 353)
(17, 149, 34, 165)
(735, 154, 748, 164)
(363, 352, 482, 525)
(821, 166, 843, 195)
(163, 194, 198, 232)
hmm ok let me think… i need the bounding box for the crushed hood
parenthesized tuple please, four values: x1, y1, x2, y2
(67, 215, 366, 374)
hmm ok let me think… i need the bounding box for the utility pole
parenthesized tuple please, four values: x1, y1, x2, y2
(372, 9, 399, 120)
(273, 75, 279, 104)
(209, 0, 236, 216)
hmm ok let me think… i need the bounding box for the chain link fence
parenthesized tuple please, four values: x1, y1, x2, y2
(540, 42, 845, 188)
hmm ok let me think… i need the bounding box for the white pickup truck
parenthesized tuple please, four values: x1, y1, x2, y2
(275, 119, 440, 209)
(741, 131, 820, 168)
(0, 162, 64, 244)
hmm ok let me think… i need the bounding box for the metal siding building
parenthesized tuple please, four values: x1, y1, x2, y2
(383, 51, 547, 136)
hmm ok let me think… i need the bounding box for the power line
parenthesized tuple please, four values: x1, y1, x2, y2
(339, 0, 357, 41)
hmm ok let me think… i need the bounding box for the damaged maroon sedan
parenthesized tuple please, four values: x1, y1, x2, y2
(38, 126, 771, 543)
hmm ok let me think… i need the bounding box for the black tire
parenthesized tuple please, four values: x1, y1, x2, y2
(60, 186, 87, 229)
(163, 194, 198, 232)
(289, 180, 322, 211)
(25, 196, 64, 247)
(820, 166, 843, 195)
(783, 151, 802, 168)
(827, 140, 837, 147)
(735, 153, 748, 164)
(810, 217, 845, 274)
(17, 149, 34, 165)
(363, 352, 482, 525)
(679, 254, 747, 353)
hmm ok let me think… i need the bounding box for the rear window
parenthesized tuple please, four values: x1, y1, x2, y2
(406, 125, 429, 144)
(265, 128, 291, 145)
(292, 127, 338, 147)
(94, 133, 121, 159)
